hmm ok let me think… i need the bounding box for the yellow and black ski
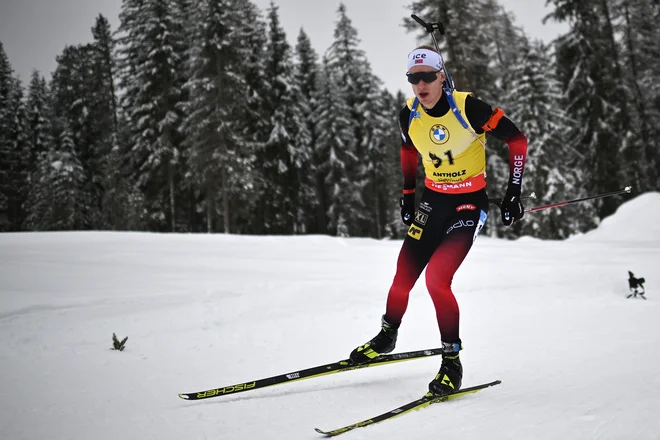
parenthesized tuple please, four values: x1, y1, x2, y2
(315, 380, 501, 437)
(178, 348, 443, 401)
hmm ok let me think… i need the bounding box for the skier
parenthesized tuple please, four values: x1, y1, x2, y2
(627, 271, 646, 299)
(349, 45, 529, 396)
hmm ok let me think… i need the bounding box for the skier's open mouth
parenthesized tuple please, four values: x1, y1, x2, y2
(419, 92, 430, 99)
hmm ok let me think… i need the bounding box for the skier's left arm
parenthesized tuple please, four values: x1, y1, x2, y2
(465, 95, 528, 226)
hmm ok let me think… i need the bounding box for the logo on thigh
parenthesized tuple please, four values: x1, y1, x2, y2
(445, 219, 475, 235)
(407, 224, 424, 240)
(414, 211, 428, 225)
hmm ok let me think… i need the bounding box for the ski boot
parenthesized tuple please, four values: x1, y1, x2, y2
(428, 341, 462, 396)
(349, 315, 399, 364)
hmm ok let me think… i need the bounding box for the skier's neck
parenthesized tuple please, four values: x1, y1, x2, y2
(422, 93, 450, 117)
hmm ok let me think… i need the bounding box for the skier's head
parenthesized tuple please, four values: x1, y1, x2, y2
(406, 45, 445, 109)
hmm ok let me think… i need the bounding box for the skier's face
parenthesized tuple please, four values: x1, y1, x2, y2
(408, 66, 444, 109)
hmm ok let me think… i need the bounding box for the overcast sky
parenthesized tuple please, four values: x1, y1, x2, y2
(0, 0, 568, 96)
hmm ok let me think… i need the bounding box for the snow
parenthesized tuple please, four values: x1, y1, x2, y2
(50, 160, 63, 171)
(581, 192, 660, 243)
(1, 192, 659, 440)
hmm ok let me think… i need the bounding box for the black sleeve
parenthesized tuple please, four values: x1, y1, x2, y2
(464, 95, 492, 135)
(398, 105, 413, 145)
(465, 95, 524, 143)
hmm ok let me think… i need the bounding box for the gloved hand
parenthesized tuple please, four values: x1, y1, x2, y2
(501, 187, 524, 226)
(400, 192, 415, 226)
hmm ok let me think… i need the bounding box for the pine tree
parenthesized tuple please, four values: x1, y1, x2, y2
(23, 72, 55, 230)
(90, 14, 130, 229)
(316, 55, 354, 237)
(103, 112, 147, 230)
(547, 0, 633, 219)
(0, 78, 30, 231)
(0, 41, 15, 230)
(505, 39, 596, 238)
(50, 44, 99, 228)
(323, 3, 381, 236)
(182, 0, 250, 233)
(215, 0, 268, 234)
(256, 2, 299, 234)
(291, 29, 322, 234)
(26, 72, 53, 173)
(482, 0, 527, 98)
(616, 0, 660, 190)
(363, 88, 402, 239)
(24, 126, 86, 230)
(91, 15, 119, 136)
(0, 41, 11, 126)
(116, 0, 189, 231)
(8, 78, 30, 229)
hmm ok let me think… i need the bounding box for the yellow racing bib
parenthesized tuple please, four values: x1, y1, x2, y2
(407, 92, 486, 193)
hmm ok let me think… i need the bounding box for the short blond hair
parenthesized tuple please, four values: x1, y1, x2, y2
(414, 44, 439, 54)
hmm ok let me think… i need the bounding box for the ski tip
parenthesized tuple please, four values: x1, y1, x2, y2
(475, 379, 502, 389)
(314, 428, 331, 436)
(178, 393, 190, 400)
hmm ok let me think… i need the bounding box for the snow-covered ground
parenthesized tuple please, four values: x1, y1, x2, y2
(1, 192, 659, 440)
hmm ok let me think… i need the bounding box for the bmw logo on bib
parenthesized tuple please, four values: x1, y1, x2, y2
(430, 124, 450, 145)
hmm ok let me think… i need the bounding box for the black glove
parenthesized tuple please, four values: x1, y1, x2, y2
(501, 187, 524, 226)
(400, 192, 415, 226)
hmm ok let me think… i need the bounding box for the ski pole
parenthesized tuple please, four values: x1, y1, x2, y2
(489, 186, 632, 213)
(523, 186, 632, 213)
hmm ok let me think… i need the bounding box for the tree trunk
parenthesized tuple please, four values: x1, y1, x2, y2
(221, 166, 230, 234)
(169, 162, 176, 232)
(315, 170, 326, 234)
(206, 190, 212, 233)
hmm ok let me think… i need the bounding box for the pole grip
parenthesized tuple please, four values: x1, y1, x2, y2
(411, 14, 435, 34)
(411, 14, 428, 28)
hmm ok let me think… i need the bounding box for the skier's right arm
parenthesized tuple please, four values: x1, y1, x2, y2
(399, 105, 417, 225)
(398, 106, 417, 192)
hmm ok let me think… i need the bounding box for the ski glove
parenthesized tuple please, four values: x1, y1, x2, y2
(400, 192, 415, 226)
(501, 187, 524, 226)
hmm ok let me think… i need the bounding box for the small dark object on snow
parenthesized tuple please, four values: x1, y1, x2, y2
(627, 271, 646, 300)
(112, 333, 128, 351)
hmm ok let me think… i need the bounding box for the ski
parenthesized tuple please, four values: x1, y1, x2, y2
(178, 348, 443, 401)
(315, 380, 502, 437)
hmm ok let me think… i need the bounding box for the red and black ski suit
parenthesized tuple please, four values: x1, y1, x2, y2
(384, 91, 528, 344)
